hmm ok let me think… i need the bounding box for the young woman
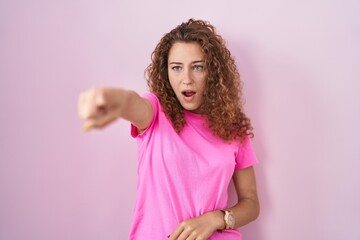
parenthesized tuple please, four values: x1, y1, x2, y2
(78, 19, 259, 240)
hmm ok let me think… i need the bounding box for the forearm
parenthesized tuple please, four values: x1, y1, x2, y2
(119, 89, 153, 130)
(208, 197, 259, 232)
(225, 196, 260, 228)
(166, 158, 259, 238)
(224, 166, 260, 229)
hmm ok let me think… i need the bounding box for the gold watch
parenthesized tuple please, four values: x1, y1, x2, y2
(221, 210, 235, 229)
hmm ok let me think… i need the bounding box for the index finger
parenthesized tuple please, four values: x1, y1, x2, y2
(168, 224, 186, 240)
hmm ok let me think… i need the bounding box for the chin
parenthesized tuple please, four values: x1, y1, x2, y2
(185, 107, 201, 113)
(180, 102, 201, 112)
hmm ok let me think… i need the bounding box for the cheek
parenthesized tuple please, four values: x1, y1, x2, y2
(168, 74, 179, 87)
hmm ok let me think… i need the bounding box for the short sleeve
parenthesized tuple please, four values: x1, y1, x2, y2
(130, 92, 159, 138)
(234, 136, 258, 171)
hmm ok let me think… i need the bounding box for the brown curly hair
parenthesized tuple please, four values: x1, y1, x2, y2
(146, 19, 253, 142)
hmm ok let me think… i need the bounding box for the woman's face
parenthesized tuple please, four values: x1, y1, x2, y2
(167, 42, 207, 113)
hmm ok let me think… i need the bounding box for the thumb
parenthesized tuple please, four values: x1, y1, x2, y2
(82, 120, 95, 132)
(81, 111, 119, 132)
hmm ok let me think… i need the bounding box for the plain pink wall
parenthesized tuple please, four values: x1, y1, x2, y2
(1, 0, 359, 239)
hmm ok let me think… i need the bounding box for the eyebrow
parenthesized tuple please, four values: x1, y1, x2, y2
(169, 60, 205, 65)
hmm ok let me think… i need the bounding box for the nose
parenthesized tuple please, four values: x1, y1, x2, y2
(182, 68, 193, 85)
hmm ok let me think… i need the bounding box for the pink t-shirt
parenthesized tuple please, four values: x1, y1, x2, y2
(129, 92, 258, 240)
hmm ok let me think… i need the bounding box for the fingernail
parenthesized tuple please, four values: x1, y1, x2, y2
(82, 123, 93, 132)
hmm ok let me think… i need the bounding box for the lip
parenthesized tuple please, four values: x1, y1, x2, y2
(181, 90, 196, 101)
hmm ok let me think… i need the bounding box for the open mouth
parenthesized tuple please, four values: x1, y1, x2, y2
(182, 90, 196, 97)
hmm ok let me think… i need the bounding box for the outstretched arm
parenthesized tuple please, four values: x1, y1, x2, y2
(78, 87, 153, 131)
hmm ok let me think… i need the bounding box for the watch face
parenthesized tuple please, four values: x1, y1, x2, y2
(228, 213, 235, 228)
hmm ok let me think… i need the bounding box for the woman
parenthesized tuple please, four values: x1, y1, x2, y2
(78, 19, 259, 240)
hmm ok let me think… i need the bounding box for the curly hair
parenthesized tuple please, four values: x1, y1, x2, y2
(145, 19, 253, 142)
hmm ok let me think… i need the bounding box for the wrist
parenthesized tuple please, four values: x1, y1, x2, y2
(208, 210, 226, 231)
(220, 210, 236, 230)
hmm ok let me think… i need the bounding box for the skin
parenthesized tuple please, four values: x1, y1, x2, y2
(167, 42, 207, 114)
(78, 88, 153, 131)
(78, 42, 259, 240)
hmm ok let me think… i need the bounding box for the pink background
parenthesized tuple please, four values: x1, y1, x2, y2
(1, 0, 359, 239)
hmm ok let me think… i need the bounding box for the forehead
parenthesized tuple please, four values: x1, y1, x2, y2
(168, 42, 204, 61)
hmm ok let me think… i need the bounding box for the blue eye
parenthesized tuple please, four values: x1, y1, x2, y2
(193, 65, 204, 71)
(172, 66, 182, 71)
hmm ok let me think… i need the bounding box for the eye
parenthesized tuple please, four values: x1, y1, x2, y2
(193, 65, 204, 71)
(172, 66, 182, 71)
